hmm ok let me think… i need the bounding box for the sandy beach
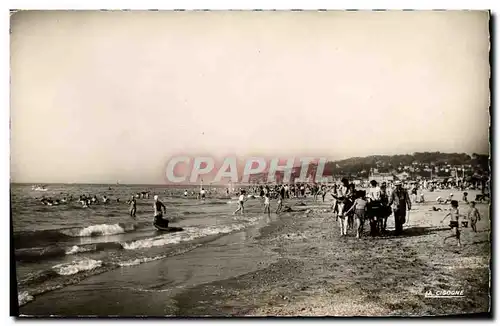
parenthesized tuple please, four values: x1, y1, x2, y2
(19, 189, 490, 317)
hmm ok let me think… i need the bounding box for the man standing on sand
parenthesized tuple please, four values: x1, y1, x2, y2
(153, 195, 168, 227)
(389, 181, 412, 235)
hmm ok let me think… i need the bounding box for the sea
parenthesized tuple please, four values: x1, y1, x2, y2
(12, 183, 274, 310)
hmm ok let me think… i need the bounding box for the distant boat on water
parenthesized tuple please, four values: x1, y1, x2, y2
(32, 185, 47, 191)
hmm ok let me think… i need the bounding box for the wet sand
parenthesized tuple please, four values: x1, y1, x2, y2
(20, 190, 491, 316)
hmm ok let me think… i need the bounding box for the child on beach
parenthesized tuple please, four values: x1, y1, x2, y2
(345, 190, 367, 239)
(264, 193, 271, 217)
(233, 191, 247, 215)
(467, 201, 481, 232)
(440, 200, 462, 247)
(462, 192, 468, 203)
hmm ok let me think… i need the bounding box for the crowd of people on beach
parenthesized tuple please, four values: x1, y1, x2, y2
(34, 176, 487, 246)
(229, 178, 486, 246)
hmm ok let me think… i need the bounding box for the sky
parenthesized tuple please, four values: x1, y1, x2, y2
(10, 10, 490, 184)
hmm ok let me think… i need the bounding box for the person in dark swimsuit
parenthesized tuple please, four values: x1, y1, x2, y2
(153, 195, 168, 227)
(440, 200, 462, 247)
(345, 190, 367, 239)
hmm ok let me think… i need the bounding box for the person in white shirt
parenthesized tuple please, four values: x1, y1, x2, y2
(337, 178, 350, 198)
(367, 180, 381, 202)
(233, 191, 247, 215)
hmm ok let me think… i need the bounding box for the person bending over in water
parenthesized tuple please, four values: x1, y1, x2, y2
(154, 195, 168, 226)
(233, 191, 247, 215)
(440, 200, 462, 247)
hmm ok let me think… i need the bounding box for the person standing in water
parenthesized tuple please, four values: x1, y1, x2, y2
(154, 195, 168, 227)
(233, 191, 247, 215)
(129, 196, 137, 218)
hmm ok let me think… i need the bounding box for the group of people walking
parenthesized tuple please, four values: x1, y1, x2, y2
(332, 178, 411, 238)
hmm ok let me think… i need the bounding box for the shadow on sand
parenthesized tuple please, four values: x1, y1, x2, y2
(374, 226, 451, 239)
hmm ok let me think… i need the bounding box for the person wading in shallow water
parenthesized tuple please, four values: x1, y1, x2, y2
(129, 195, 137, 218)
(389, 181, 411, 235)
(153, 195, 168, 227)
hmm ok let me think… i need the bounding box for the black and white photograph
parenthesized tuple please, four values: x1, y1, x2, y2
(10, 9, 491, 317)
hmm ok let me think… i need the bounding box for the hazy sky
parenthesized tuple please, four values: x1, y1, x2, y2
(10, 10, 490, 183)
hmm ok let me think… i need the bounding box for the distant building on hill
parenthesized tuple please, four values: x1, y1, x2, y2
(369, 172, 394, 183)
(395, 172, 410, 180)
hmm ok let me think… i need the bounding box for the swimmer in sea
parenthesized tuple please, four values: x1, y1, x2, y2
(153, 195, 168, 227)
